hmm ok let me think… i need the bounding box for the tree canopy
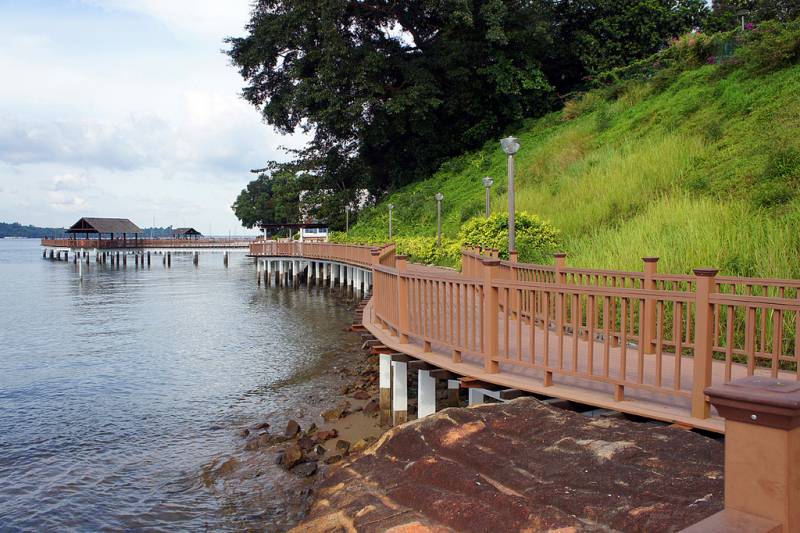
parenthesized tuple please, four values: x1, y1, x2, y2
(227, 0, 711, 228)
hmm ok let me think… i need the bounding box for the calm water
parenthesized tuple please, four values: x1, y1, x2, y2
(0, 239, 362, 531)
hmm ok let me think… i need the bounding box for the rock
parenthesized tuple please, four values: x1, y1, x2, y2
(280, 445, 304, 469)
(315, 429, 338, 442)
(338, 384, 350, 395)
(362, 398, 380, 416)
(321, 401, 351, 422)
(244, 433, 272, 451)
(238, 428, 250, 438)
(215, 457, 239, 477)
(285, 420, 301, 438)
(310, 444, 327, 458)
(306, 423, 318, 435)
(350, 438, 372, 454)
(297, 436, 316, 452)
(335, 439, 351, 454)
(253, 422, 270, 431)
(292, 462, 318, 477)
(324, 454, 343, 465)
(294, 398, 724, 533)
(351, 390, 370, 400)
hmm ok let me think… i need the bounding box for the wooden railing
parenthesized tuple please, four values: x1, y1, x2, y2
(41, 238, 253, 249)
(251, 241, 800, 426)
(249, 240, 396, 268)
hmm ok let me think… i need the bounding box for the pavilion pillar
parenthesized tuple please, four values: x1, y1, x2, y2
(448, 380, 461, 407)
(468, 389, 485, 406)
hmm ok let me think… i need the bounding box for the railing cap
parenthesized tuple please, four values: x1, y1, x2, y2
(481, 258, 501, 266)
(705, 376, 800, 430)
(553, 252, 567, 259)
(693, 268, 719, 277)
(642, 257, 659, 263)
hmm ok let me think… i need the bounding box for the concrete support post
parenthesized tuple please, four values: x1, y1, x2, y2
(391, 360, 408, 425)
(642, 257, 658, 354)
(257, 259, 262, 285)
(447, 380, 460, 407)
(167, 252, 171, 267)
(682, 376, 800, 533)
(691, 268, 718, 420)
(379, 353, 392, 426)
(306, 261, 312, 286)
(468, 388, 485, 406)
(417, 369, 437, 418)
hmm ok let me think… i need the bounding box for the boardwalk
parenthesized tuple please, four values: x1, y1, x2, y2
(252, 241, 800, 433)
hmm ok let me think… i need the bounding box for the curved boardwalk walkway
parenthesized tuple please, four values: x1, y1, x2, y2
(251, 241, 800, 433)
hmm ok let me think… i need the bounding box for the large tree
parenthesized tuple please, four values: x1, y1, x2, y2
(227, 0, 709, 226)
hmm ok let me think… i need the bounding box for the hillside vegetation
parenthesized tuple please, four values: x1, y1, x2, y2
(336, 22, 800, 278)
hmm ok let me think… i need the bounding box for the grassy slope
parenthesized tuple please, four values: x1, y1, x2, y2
(343, 49, 800, 277)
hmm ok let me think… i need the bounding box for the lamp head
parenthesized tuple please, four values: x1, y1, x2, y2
(435, 192, 444, 202)
(482, 176, 494, 188)
(500, 136, 520, 155)
(388, 204, 394, 211)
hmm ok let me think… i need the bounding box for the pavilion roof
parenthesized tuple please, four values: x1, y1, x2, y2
(66, 217, 142, 234)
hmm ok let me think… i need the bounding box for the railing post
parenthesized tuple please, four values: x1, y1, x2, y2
(554, 253, 567, 339)
(554, 252, 567, 283)
(482, 258, 500, 373)
(396, 255, 410, 344)
(691, 268, 718, 420)
(642, 257, 659, 354)
(682, 376, 800, 532)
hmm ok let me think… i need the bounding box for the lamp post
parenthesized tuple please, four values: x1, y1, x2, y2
(388, 203, 394, 240)
(435, 192, 444, 246)
(482, 176, 494, 218)
(500, 136, 520, 254)
(345, 205, 350, 234)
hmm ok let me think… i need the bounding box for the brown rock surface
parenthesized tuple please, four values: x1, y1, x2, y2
(294, 398, 723, 533)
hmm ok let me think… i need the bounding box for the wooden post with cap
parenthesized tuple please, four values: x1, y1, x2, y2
(482, 257, 500, 373)
(642, 257, 658, 354)
(396, 255, 410, 343)
(692, 267, 717, 419)
(682, 376, 799, 533)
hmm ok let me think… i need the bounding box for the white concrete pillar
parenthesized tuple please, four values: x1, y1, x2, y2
(417, 369, 437, 418)
(306, 261, 312, 285)
(448, 380, 461, 408)
(391, 360, 408, 425)
(468, 388, 485, 406)
(379, 354, 392, 426)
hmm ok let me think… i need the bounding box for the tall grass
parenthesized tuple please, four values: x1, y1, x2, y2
(343, 35, 800, 279)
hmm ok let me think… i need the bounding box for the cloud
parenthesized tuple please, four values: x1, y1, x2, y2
(47, 191, 89, 212)
(52, 173, 92, 191)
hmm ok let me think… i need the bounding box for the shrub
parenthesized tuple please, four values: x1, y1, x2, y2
(736, 20, 800, 74)
(459, 212, 560, 262)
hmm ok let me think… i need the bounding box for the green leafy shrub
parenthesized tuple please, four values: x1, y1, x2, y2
(459, 212, 560, 262)
(736, 20, 800, 74)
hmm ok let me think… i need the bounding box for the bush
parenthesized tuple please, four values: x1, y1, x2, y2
(736, 20, 800, 74)
(459, 212, 560, 262)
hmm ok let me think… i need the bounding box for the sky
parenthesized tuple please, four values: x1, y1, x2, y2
(0, 0, 306, 234)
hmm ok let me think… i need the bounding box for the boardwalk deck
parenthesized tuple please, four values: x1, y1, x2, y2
(251, 241, 800, 433)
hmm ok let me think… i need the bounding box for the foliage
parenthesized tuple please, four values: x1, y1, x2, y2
(459, 213, 560, 262)
(231, 165, 300, 229)
(709, 0, 800, 30)
(344, 20, 800, 278)
(227, 0, 709, 222)
(0, 223, 65, 239)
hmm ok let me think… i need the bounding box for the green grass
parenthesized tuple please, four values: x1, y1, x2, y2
(342, 25, 800, 277)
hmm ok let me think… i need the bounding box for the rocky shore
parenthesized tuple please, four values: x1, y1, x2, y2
(293, 398, 724, 532)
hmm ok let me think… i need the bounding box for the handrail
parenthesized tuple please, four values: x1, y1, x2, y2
(250, 241, 800, 427)
(41, 238, 253, 248)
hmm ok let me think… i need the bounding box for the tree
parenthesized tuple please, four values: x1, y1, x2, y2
(710, 0, 800, 29)
(548, 0, 709, 90)
(227, 0, 709, 225)
(231, 164, 301, 229)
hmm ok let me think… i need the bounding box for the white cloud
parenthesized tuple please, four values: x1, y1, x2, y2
(0, 1, 308, 232)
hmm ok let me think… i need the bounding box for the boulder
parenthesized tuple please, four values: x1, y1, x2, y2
(335, 440, 351, 454)
(293, 398, 725, 533)
(285, 420, 301, 438)
(292, 462, 318, 477)
(321, 401, 351, 422)
(297, 436, 316, 452)
(351, 390, 371, 400)
(362, 398, 380, 416)
(280, 445, 304, 470)
(315, 429, 338, 442)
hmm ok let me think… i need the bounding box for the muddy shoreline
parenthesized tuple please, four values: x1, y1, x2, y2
(200, 296, 387, 531)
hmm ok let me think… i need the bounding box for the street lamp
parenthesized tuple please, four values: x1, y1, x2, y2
(500, 136, 520, 254)
(388, 203, 394, 240)
(345, 205, 350, 234)
(435, 192, 444, 246)
(482, 176, 494, 218)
